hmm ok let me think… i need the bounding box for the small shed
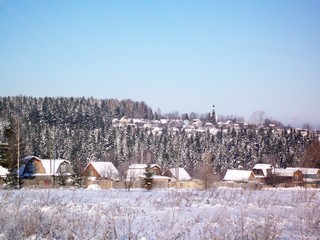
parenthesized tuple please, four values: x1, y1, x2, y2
(82, 162, 119, 181)
(163, 168, 192, 181)
(223, 169, 255, 183)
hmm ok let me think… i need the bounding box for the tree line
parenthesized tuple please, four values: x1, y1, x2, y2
(0, 96, 318, 179)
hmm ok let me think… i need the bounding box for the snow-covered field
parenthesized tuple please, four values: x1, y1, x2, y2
(0, 187, 319, 240)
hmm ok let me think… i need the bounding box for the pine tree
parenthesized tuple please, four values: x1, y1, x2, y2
(143, 164, 153, 190)
(3, 118, 24, 188)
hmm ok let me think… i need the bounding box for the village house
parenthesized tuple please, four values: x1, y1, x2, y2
(19, 156, 75, 186)
(252, 163, 273, 183)
(126, 164, 161, 181)
(266, 169, 304, 185)
(162, 167, 192, 181)
(82, 161, 119, 189)
(82, 161, 119, 181)
(251, 164, 319, 186)
(287, 168, 320, 179)
(287, 167, 320, 186)
(223, 169, 255, 183)
(122, 163, 162, 189)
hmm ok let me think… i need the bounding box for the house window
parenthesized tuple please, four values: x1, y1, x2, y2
(60, 164, 67, 173)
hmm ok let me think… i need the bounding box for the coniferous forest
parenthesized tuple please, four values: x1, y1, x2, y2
(0, 96, 317, 177)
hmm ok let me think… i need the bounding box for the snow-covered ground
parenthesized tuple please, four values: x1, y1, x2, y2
(0, 187, 319, 240)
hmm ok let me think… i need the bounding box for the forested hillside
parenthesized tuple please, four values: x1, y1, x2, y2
(0, 96, 314, 176)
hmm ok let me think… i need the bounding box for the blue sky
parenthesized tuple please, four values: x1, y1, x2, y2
(1, 1, 319, 128)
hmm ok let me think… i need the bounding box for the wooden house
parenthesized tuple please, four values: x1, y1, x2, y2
(126, 164, 161, 181)
(223, 169, 255, 183)
(287, 168, 320, 185)
(266, 169, 304, 185)
(252, 164, 273, 183)
(19, 156, 74, 180)
(82, 161, 119, 181)
(162, 168, 192, 181)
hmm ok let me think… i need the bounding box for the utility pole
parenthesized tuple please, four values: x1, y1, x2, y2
(17, 122, 20, 189)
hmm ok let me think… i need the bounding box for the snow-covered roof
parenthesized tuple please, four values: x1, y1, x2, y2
(21, 156, 73, 176)
(86, 162, 119, 180)
(273, 168, 299, 177)
(128, 164, 160, 169)
(120, 116, 129, 122)
(129, 164, 146, 169)
(252, 164, 273, 177)
(0, 165, 9, 178)
(39, 159, 72, 175)
(126, 164, 161, 181)
(160, 119, 168, 124)
(23, 155, 40, 162)
(253, 164, 273, 170)
(286, 168, 320, 176)
(132, 119, 144, 124)
(167, 168, 192, 181)
(152, 175, 171, 180)
(223, 170, 254, 182)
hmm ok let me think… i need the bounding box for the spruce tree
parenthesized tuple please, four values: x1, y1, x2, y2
(143, 164, 153, 190)
(3, 118, 24, 188)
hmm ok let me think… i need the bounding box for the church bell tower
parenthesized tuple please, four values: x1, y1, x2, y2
(211, 104, 217, 124)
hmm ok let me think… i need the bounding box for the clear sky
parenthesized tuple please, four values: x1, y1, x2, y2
(1, 1, 319, 128)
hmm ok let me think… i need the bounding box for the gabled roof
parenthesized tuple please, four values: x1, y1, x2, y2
(273, 168, 301, 177)
(223, 169, 254, 182)
(84, 162, 119, 180)
(286, 168, 320, 176)
(252, 164, 273, 177)
(128, 164, 160, 169)
(165, 168, 192, 181)
(20, 156, 74, 176)
(253, 164, 273, 170)
(40, 159, 72, 175)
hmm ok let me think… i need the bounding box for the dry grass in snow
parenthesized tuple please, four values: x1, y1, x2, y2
(0, 187, 319, 240)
